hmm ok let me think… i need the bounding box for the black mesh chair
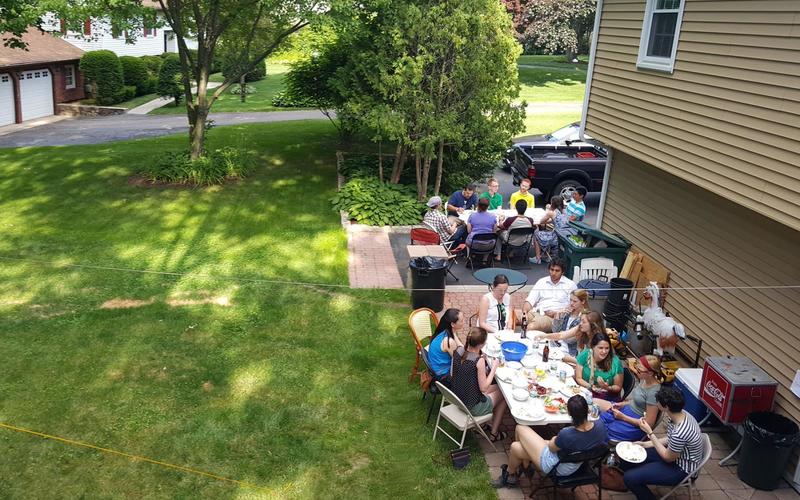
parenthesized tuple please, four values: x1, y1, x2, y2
(504, 226, 535, 268)
(531, 443, 609, 499)
(466, 232, 497, 269)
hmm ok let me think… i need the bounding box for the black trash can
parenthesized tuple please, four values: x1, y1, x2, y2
(409, 257, 447, 312)
(737, 411, 800, 490)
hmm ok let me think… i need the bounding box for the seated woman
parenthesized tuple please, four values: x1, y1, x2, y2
(450, 327, 508, 442)
(466, 197, 499, 248)
(595, 355, 662, 443)
(622, 386, 705, 500)
(575, 331, 623, 402)
(427, 308, 464, 381)
(534, 294, 596, 360)
(478, 274, 510, 333)
(531, 196, 566, 265)
(492, 395, 608, 488)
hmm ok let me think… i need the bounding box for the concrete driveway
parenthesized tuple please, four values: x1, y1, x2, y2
(0, 110, 330, 148)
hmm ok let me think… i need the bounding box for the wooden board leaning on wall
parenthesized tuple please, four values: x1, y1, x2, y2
(620, 248, 670, 308)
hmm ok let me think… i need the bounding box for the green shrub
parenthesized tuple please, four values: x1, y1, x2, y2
(339, 154, 380, 179)
(119, 56, 149, 95)
(271, 89, 313, 108)
(331, 178, 425, 226)
(144, 76, 158, 94)
(230, 84, 256, 95)
(80, 50, 125, 105)
(121, 85, 137, 102)
(157, 53, 184, 104)
(140, 55, 163, 76)
(143, 147, 254, 185)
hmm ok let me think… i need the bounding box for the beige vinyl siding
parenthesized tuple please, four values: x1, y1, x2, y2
(584, 0, 800, 232)
(602, 151, 800, 427)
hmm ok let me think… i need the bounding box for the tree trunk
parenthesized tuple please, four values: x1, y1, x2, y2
(240, 74, 246, 103)
(433, 140, 445, 195)
(378, 141, 384, 182)
(188, 64, 210, 160)
(391, 144, 406, 184)
(414, 154, 423, 201)
(420, 154, 431, 201)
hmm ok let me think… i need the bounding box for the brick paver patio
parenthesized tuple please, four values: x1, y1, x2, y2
(347, 226, 404, 289)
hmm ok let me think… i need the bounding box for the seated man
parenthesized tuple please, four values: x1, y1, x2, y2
(509, 178, 535, 210)
(423, 196, 466, 246)
(479, 178, 503, 210)
(493, 199, 534, 261)
(565, 186, 587, 222)
(522, 258, 576, 332)
(622, 386, 705, 500)
(492, 395, 608, 488)
(447, 183, 478, 217)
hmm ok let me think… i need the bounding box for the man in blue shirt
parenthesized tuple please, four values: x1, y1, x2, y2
(565, 187, 587, 222)
(447, 183, 478, 217)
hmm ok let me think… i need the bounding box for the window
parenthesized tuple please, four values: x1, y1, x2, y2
(65, 65, 75, 89)
(637, 0, 685, 73)
(143, 26, 156, 37)
(83, 18, 92, 36)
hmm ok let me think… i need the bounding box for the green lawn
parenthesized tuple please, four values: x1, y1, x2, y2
(518, 65, 586, 103)
(517, 54, 589, 68)
(0, 122, 493, 498)
(520, 110, 582, 138)
(149, 62, 298, 115)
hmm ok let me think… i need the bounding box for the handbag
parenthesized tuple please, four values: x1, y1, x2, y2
(600, 464, 628, 492)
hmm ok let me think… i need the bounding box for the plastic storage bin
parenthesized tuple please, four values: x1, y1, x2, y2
(674, 368, 709, 422)
(555, 221, 631, 280)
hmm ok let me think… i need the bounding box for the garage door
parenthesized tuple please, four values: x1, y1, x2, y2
(0, 74, 14, 126)
(19, 68, 53, 121)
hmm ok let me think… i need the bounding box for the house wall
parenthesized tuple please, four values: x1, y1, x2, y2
(51, 61, 85, 103)
(584, 0, 800, 232)
(602, 149, 800, 422)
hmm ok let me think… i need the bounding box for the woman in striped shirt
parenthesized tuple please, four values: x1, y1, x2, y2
(622, 386, 705, 500)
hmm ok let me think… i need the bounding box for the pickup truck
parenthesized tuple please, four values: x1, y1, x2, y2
(504, 142, 608, 201)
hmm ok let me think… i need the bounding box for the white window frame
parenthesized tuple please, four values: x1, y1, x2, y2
(636, 0, 686, 73)
(64, 65, 76, 89)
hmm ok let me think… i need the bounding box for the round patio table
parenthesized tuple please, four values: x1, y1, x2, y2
(473, 267, 528, 294)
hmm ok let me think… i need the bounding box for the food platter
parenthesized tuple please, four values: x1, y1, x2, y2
(616, 441, 647, 463)
(543, 395, 568, 414)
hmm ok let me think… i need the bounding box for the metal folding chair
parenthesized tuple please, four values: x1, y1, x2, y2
(432, 381, 497, 452)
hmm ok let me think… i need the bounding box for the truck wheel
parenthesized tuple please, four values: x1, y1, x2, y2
(551, 179, 585, 202)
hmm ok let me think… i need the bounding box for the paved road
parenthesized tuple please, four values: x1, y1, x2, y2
(0, 110, 330, 148)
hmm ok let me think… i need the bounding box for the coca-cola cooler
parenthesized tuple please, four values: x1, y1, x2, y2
(700, 356, 777, 425)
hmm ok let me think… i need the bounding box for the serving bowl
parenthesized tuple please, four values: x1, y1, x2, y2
(501, 341, 528, 362)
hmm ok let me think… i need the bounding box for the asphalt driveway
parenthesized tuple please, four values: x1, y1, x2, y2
(0, 110, 330, 148)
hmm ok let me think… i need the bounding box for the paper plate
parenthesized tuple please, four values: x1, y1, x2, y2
(499, 330, 519, 343)
(505, 361, 522, 370)
(520, 357, 537, 368)
(616, 442, 647, 463)
(512, 388, 529, 401)
(511, 403, 545, 421)
(495, 366, 514, 383)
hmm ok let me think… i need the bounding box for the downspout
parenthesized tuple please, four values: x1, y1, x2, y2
(580, 0, 609, 230)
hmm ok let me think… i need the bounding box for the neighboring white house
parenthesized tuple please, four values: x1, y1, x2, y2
(41, 11, 196, 58)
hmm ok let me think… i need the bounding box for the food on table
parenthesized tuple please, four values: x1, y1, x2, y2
(543, 396, 567, 413)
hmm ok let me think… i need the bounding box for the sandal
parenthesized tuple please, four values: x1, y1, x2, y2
(490, 464, 519, 488)
(489, 430, 508, 442)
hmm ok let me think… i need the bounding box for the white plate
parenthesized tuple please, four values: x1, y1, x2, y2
(511, 403, 545, 421)
(495, 366, 515, 383)
(616, 442, 647, 463)
(512, 388, 529, 401)
(538, 378, 562, 390)
(547, 349, 565, 361)
(521, 357, 537, 368)
(499, 331, 519, 343)
(506, 361, 522, 370)
(511, 376, 529, 390)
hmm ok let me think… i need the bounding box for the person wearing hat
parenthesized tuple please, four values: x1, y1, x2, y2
(423, 196, 467, 245)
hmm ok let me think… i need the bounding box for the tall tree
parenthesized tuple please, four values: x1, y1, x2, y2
(330, 0, 524, 200)
(517, 0, 595, 59)
(156, 0, 321, 159)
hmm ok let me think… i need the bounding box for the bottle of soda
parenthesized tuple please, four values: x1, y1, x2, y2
(542, 343, 549, 362)
(520, 313, 528, 339)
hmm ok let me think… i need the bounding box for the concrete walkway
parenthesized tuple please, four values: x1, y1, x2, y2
(128, 82, 223, 115)
(0, 110, 331, 148)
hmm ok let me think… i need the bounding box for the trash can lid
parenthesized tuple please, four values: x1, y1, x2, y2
(409, 256, 448, 269)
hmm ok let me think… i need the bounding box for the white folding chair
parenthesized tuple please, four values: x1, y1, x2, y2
(432, 381, 497, 452)
(573, 257, 618, 282)
(659, 433, 712, 500)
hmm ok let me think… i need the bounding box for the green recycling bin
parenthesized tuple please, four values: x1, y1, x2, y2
(555, 221, 631, 280)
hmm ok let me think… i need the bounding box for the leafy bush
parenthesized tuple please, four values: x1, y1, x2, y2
(220, 54, 266, 82)
(230, 84, 256, 95)
(339, 154, 380, 179)
(143, 147, 254, 185)
(144, 76, 159, 94)
(331, 178, 425, 226)
(270, 89, 313, 108)
(140, 55, 163, 76)
(120, 56, 150, 95)
(79, 50, 125, 105)
(157, 53, 184, 105)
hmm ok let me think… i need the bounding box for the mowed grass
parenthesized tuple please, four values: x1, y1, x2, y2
(0, 121, 494, 498)
(520, 111, 582, 138)
(518, 65, 586, 103)
(149, 62, 297, 115)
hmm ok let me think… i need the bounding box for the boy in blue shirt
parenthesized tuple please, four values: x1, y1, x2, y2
(447, 183, 478, 217)
(566, 187, 587, 221)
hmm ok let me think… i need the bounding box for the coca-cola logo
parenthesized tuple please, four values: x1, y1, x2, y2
(704, 379, 724, 403)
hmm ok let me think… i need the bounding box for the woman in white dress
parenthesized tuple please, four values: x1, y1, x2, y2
(478, 274, 511, 333)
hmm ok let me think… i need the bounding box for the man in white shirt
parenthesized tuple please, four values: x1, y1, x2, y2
(522, 259, 576, 332)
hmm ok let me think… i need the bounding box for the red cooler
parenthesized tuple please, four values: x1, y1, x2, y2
(700, 356, 777, 425)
